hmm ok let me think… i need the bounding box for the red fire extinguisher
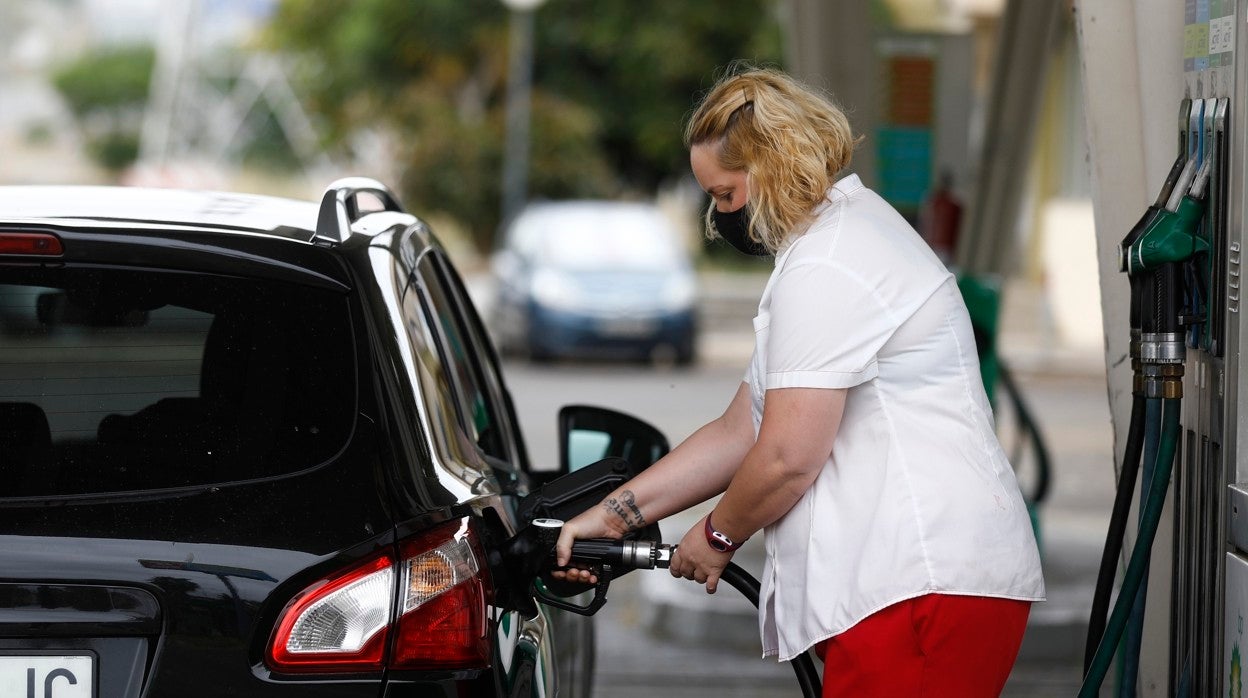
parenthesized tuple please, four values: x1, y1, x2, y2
(919, 170, 963, 265)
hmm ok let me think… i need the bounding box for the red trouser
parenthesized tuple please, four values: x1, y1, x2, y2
(814, 594, 1031, 697)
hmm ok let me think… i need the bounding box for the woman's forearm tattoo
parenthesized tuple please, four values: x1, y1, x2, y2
(603, 489, 647, 530)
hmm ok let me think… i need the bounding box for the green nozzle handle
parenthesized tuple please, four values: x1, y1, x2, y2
(1127, 196, 1210, 274)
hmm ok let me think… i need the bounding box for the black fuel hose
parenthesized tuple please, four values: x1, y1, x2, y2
(996, 360, 1051, 505)
(567, 540, 821, 697)
(1079, 398, 1181, 697)
(1083, 392, 1148, 673)
(720, 562, 822, 698)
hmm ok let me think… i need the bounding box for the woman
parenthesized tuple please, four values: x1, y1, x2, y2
(554, 65, 1044, 696)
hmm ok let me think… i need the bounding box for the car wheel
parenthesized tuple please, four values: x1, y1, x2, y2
(674, 336, 696, 366)
(526, 327, 557, 363)
(529, 344, 556, 363)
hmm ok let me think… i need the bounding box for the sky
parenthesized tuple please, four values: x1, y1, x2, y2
(81, 0, 276, 46)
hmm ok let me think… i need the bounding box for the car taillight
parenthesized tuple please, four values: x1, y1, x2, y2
(266, 518, 492, 674)
(0, 232, 63, 256)
(391, 522, 491, 670)
(267, 554, 394, 672)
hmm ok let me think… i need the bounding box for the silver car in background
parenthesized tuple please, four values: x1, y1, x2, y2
(491, 200, 699, 364)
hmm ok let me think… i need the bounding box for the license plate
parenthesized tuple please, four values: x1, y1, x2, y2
(0, 655, 94, 698)
(597, 318, 657, 338)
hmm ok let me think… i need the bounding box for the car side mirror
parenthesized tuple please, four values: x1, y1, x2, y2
(522, 405, 667, 490)
(516, 405, 667, 538)
(558, 405, 669, 476)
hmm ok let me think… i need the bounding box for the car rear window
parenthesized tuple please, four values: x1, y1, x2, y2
(0, 267, 354, 496)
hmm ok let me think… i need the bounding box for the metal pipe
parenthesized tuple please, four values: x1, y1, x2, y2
(500, 6, 537, 230)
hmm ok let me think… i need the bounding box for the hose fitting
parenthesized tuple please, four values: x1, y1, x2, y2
(1137, 328, 1185, 399)
(1141, 364, 1184, 399)
(1138, 332, 1186, 364)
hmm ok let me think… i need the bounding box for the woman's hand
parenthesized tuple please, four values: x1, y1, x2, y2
(669, 516, 734, 594)
(551, 502, 628, 585)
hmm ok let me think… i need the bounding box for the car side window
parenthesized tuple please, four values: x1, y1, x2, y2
(411, 255, 511, 467)
(399, 279, 483, 473)
(432, 253, 526, 469)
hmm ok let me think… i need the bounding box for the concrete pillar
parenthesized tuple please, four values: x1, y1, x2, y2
(957, 0, 1064, 274)
(783, 0, 878, 187)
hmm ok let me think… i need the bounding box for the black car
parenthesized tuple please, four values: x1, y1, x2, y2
(0, 179, 667, 697)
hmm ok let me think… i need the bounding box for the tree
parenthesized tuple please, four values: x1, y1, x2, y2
(266, 0, 782, 251)
(52, 45, 155, 173)
(535, 1, 783, 192)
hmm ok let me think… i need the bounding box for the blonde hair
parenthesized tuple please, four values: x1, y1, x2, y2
(684, 65, 859, 252)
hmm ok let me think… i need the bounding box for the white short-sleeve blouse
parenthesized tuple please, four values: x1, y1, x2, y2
(748, 174, 1045, 662)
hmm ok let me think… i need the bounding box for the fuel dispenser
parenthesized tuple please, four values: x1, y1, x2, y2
(1170, 94, 1232, 697)
(1083, 149, 1213, 697)
(1080, 24, 1239, 691)
(1160, 60, 1237, 697)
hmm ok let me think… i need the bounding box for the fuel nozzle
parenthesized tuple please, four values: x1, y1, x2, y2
(1119, 154, 1190, 274)
(530, 537, 673, 617)
(568, 538, 674, 570)
(1120, 154, 1189, 395)
(512, 518, 564, 579)
(1124, 155, 1214, 399)
(492, 517, 565, 617)
(1126, 157, 1210, 277)
(494, 512, 673, 617)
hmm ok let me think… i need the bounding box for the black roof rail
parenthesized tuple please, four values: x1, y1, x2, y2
(314, 177, 404, 244)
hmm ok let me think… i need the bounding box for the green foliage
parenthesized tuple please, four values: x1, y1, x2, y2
(239, 106, 304, 172)
(266, 0, 782, 251)
(53, 45, 155, 118)
(52, 45, 155, 174)
(22, 121, 54, 146)
(87, 132, 142, 172)
(267, 0, 510, 144)
(536, 1, 783, 191)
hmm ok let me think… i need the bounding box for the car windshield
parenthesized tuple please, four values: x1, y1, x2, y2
(515, 206, 686, 272)
(0, 267, 354, 497)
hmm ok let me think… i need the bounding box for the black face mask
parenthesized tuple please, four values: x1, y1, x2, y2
(713, 205, 768, 257)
